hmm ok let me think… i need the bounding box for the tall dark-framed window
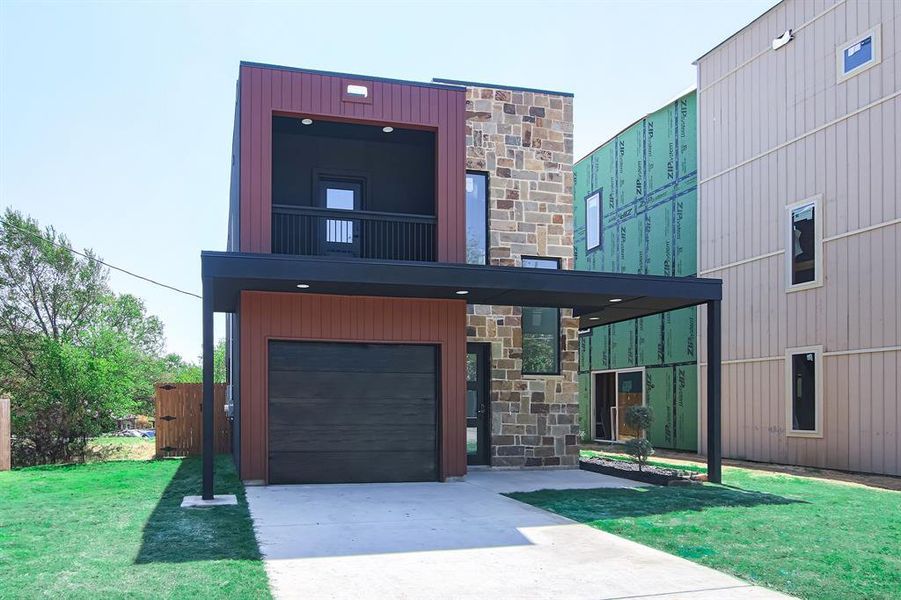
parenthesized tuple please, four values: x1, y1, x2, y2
(786, 346, 822, 437)
(586, 189, 602, 251)
(521, 256, 560, 375)
(465, 171, 489, 265)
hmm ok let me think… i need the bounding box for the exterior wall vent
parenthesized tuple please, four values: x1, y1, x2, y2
(346, 84, 368, 98)
(342, 80, 373, 104)
(772, 29, 793, 50)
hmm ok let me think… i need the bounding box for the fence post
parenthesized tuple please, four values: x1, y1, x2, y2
(0, 397, 10, 471)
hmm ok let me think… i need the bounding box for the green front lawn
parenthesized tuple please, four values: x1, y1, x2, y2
(510, 461, 901, 599)
(85, 436, 156, 461)
(0, 456, 270, 599)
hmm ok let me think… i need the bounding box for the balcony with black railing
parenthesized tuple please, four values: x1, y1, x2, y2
(271, 204, 436, 262)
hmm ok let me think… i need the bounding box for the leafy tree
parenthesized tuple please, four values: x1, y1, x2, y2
(157, 339, 227, 384)
(0, 209, 166, 465)
(623, 405, 654, 471)
(101, 294, 165, 356)
(12, 331, 149, 464)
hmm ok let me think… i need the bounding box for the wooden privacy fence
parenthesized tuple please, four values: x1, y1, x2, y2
(154, 383, 230, 457)
(0, 397, 10, 471)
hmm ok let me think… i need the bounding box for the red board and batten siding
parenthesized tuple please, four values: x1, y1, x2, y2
(239, 291, 468, 483)
(238, 64, 467, 262)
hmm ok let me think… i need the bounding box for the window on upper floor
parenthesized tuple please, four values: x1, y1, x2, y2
(786, 197, 822, 291)
(521, 257, 560, 375)
(466, 172, 488, 265)
(837, 25, 881, 83)
(586, 191, 601, 251)
(787, 346, 822, 437)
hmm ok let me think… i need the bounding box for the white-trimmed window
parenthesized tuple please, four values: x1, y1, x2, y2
(590, 368, 646, 442)
(786, 196, 822, 291)
(836, 25, 881, 83)
(786, 346, 823, 437)
(586, 191, 601, 251)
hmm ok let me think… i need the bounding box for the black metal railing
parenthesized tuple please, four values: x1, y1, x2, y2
(272, 204, 437, 262)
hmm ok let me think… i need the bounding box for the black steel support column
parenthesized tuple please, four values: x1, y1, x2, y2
(201, 276, 215, 500)
(706, 299, 722, 484)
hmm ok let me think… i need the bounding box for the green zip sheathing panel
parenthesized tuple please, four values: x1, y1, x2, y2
(574, 90, 698, 451)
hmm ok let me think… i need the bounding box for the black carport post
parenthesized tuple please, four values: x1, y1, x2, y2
(201, 276, 215, 500)
(706, 300, 722, 484)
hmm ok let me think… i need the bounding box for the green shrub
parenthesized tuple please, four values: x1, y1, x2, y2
(623, 405, 654, 470)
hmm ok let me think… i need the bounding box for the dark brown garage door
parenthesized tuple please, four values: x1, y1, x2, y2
(268, 341, 438, 484)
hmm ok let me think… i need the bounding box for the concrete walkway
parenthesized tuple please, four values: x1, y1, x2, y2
(246, 469, 791, 600)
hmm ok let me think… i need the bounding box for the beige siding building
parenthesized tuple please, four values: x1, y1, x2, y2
(697, 0, 900, 476)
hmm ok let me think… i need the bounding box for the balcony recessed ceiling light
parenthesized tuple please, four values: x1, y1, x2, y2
(296, 283, 310, 289)
(589, 316, 600, 321)
(455, 290, 469, 295)
(382, 126, 394, 133)
(301, 118, 313, 125)
(609, 298, 623, 303)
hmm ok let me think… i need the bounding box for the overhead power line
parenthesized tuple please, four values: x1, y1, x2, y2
(4, 220, 202, 300)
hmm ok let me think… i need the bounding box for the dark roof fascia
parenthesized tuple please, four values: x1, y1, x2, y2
(240, 61, 466, 92)
(432, 78, 574, 98)
(201, 252, 721, 323)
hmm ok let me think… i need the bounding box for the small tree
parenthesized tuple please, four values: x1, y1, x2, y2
(623, 405, 654, 471)
(0, 209, 167, 465)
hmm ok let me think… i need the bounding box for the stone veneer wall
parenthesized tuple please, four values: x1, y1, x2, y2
(463, 84, 579, 467)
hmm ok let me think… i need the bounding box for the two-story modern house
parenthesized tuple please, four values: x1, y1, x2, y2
(195, 62, 724, 499)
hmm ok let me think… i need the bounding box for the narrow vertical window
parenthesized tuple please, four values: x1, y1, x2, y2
(786, 346, 822, 436)
(786, 197, 821, 290)
(465, 172, 488, 265)
(521, 257, 560, 375)
(586, 191, 601, 251)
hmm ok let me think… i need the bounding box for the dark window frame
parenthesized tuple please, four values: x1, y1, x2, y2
(312, 168, 370, 210)
(465, 170, 490, 265)
(585, 187, 603, 252)
(521, 255, 562, 376)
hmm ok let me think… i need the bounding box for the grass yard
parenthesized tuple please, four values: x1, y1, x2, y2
(0, 456, 270, 599)
(510, 455, 901, 600)
(85, 436, 156, 461)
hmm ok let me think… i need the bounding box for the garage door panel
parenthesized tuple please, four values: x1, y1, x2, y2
(270, 451, 437, 484)
(269, 424, 436, 452)
(268, 341, 439, 484)
(269, 342, 436, 374)
(268, 371, 436, 401)
(270, 398, 436, 427)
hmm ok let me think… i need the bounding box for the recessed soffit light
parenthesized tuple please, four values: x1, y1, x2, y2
(301, 118, 313, 125)
(382, 126, 394, 133)
(296, 283, 310, 289)
(609, 298, 623, 303)
(455, 290, 469, 295)
(589, 317, 600, 321)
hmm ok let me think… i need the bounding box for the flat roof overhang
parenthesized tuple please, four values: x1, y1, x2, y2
(201, 252, 722, 328)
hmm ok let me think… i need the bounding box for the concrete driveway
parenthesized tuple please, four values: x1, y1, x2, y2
(246, 469, 790, 600)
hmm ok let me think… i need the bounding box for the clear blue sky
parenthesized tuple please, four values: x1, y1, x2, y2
(0, 0, 776, 360)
